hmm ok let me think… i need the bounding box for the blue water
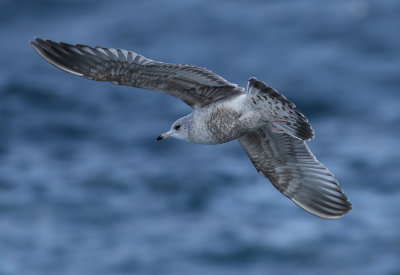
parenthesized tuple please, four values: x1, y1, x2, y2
(1, 0, 400, 274)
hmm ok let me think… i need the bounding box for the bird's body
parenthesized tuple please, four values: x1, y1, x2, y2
(190, 94, 262, 144)
(30, 38, 352, 219)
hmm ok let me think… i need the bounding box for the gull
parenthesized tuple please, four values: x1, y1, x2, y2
(30, 37, 352, 219)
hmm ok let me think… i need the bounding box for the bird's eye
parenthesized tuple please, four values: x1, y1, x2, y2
(174, 125, 181, 130)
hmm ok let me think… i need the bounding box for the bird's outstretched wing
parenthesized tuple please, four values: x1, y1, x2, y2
(30, 38, 244, 108)
(238, 125, 351, 219)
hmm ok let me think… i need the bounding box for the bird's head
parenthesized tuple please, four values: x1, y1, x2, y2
(157, 115, 192, 142)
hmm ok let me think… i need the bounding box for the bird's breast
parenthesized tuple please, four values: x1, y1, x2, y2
(189, 95, 261, 145)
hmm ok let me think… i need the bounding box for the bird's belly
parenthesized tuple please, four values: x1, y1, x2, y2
(190, 96, 262, 145)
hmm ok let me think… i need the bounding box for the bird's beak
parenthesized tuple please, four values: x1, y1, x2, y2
(157, 132, 171, 141)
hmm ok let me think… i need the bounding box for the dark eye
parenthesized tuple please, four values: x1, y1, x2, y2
(174, 125, 181, 130)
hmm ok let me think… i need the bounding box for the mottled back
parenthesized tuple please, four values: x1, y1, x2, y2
(247, 78, 314, 140)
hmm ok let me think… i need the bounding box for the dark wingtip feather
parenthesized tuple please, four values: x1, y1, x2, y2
(30, 37, 89, 77)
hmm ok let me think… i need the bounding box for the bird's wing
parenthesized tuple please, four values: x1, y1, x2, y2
(238, 125, 351, 219)
(30, 38, 244, 108)
(247, 77, 314, 140)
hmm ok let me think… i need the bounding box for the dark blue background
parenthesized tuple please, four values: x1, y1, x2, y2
(1, 0, 399, 274)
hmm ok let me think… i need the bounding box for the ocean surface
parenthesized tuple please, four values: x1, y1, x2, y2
(1, 0, 400, 274)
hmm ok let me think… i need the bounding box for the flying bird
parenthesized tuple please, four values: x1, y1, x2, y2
(30, 37, 351, 219)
